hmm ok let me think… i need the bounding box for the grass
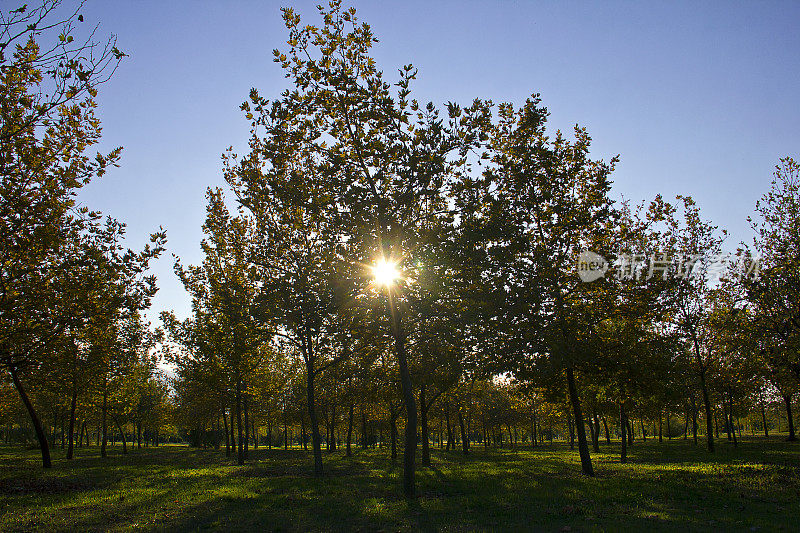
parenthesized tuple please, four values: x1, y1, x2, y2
(0, 437, 798, 532)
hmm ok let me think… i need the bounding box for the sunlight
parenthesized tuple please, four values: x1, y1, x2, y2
(371, 258, 401, 288)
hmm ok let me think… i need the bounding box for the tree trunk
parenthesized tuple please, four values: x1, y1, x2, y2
(243, 382, 250, 460)
(567, 410, 575, 450)
(66, 384, 78, 460)
(361, 407, 368, 449)
(761, 399, 769, 437)
(693, 337, 715, 452)
(305, 355, 323, 475)
(389, 295, 416, 497)
(236, 378, 244, 465)
(283, 406, 288, 450)
(682, 406, 688, 439)
(666, 410, 671, 440)
(727, 389, 738, 447)
(602, 416, 611, 444)
(223, 409, 230, 456)
(445, 404, 453, 451)
(457, 408, 469, 455)
(390, 412, 398, 461)
(9, 366, 52, 468)
(113, 417, 127, 454)
(420, 385, 430, 466)
(620, 402, 627, 464)
(565, 367, 594, 476)
(101, 386, 108, 458)
(722, 396, 733, 441)
(253, 417, 258, 448)
(346, 404, 354, 457)
(330, 404, 337, 452)
(627, 418, 635, 445)
(783, 394, 796, 441)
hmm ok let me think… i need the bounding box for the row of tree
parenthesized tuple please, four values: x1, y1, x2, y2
(0, 1, 167, 467)
(2, 1, 798, 502)
(160, 1, 800, 498)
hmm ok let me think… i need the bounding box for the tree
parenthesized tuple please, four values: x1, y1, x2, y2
(664, 196, 728, 452)
(0, 0, 132, 468)
(237, 1, 485, 494)
(464, 97, 619, 476)
(171, 189, 264, 465)
(742, 158, 800, 390)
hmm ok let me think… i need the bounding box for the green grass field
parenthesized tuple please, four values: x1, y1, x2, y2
(0, 438, 797, 532)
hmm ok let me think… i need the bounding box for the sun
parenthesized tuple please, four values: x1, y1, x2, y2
(371, 258, 401, 288)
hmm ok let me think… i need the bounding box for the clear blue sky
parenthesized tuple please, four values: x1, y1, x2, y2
(74, 0, 800, 322)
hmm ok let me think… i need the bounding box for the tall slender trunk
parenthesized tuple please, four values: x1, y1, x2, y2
(566, 410, 575, 450)
(283, 409, 288, 450)
(390, 411, 398, 461)
(783, 394, 796, 441)
(693, 336, 715, 452)
(620, 402, 627, 463)
(602, 416, 611, 444)
(113, 416, 127, 454)
(683, 407, 689, 439)
(361, 407, 368, 449)
(389, 294, 416, 497)
(330, 404, 337, 452)
(457, 409, 469, 455)
(236, 378, 244, 465)
(627, 418, 634, 445)
(346, 404, 354, 457)
(727, 389, 738, 447)
(445, 404, 453, 451)
(420, 385, 431, 466)
(761, 398, 769, 437)
(722, 396, 733, 441)
(66, 384, 78, 460)
(243, 382, 249, 460)
(305, 347, 323, 475)
(566, 367, 594, 476)
(666, 410, 671, 440)
(101, 385, 108, 458)
(9, 366, 51, 468)
(300, 412, 307, 450)
(222, 409, 230, 457)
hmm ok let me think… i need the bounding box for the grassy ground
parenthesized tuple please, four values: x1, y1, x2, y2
(0, 437, 797, 532)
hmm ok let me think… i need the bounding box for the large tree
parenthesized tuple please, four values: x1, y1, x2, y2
(0, 0, 134, 468)
(462, 97, 619, 476)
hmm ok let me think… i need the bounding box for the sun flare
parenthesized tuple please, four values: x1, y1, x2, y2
(371, 258, 401, 288)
